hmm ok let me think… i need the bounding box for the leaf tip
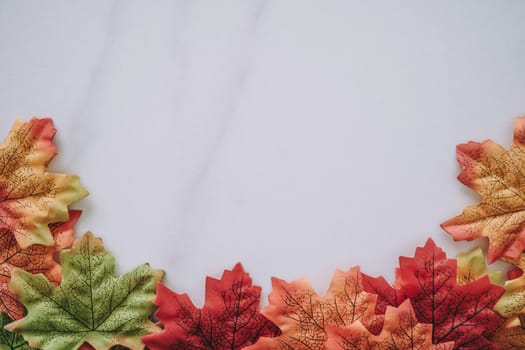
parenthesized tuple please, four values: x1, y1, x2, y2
(513, 115, 525, 144)
(151, 268, 165, 283)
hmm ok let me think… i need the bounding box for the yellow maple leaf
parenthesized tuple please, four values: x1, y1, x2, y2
(0, 118, 88, 248)
(442, 116, 525, 263)
(457, 247, 502, 285)
(494, 253, 525, 317)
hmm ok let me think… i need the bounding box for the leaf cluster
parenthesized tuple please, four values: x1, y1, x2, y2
(3, 117, 525, 349)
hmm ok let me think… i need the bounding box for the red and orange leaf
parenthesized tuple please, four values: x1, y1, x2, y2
(363, 239, 504, 349)
(48, 210, 79, 251)
(325, 299, 454, 350)
(245, 266, 379, 350)
(441, 116, 525, 262)
(142, 263, 279, 349)
(0, 209, 80, 320)
(0, 118, 88, 249)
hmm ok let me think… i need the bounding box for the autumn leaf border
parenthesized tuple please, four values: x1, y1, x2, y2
(1, 116, 525, 349)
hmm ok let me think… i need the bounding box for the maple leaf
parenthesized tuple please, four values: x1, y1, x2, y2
(5, 232, 164, 350)
(0, 313, 34, 350)
(361, 273, 407, 315)
(494, 253, 525, 317)
(363, 239, 504, 349)
(142, 263, 279, 349)
(397, 239, 505, 349)
(245, 266, 379, 350)
(0, 209, 80, 320)
(441, 116, 525, 263)
(491, 314, 525, 349)
(0, 118, 88, 248)
(325, 299, 454, 350)
(456, 247, 502, 286)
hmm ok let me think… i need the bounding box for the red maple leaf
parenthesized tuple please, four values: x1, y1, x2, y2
(361, 273, 407, 315)
(362, 239, 504, 349)
(142, 263, 279, 349)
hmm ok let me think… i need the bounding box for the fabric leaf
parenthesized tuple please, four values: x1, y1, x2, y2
(398, 239, 504, 349)
(5, 232, 163, 350)
(0, 209, 80, 320)
(363, 239, 504, 349)
(441, 116, 525, 262)
(0, 313, 33, 350)
(142, 263, 279, 349)
(245, 266, 378, 350)
(494, 253, 525, 317)
(492, 314, 525, 349)
(457, 247, 502, 285)
(325, 299, 454, 350)
(361, 273, 407, 315)
(0, 118, 88, 248)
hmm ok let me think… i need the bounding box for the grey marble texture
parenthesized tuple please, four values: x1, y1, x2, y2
(0, 1, 524, 304)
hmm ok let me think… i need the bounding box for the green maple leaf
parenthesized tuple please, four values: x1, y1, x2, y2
(0, 313, 33, 350)
(5, 232, 164, 350)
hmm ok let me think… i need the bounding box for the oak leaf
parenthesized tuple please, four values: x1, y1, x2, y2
(5, 232, 164, 350)
(441, 116, 525, 262)
(325, 299, 454, 350)
(142, 263, 279, 349)
(245, 266, 379, 350)
(363, 239, 504, 349)
(0, 209, 80, 320)
(0, 118, 88, 248)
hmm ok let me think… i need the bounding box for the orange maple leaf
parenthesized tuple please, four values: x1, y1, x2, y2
(245, 266, 379, 350)
(0, 118, 88, 249)
(0, 210, 80, 320)
(442, 116, 525, 263)
(325, 300, 454, 350)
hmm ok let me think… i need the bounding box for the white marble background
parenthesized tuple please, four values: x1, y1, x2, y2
(0, 1, 524, 305)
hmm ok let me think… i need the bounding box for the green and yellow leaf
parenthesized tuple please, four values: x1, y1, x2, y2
(457, 247, 502, 285)
(5, 232, 163, 350)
